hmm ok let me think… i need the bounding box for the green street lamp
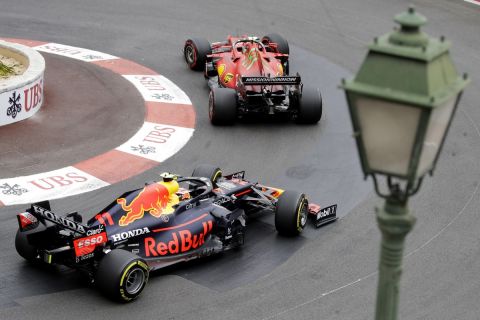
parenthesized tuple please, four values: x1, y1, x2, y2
(340, 6, 469, 320)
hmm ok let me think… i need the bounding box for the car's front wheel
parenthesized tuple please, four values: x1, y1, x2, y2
(192, 164, 222, 186)
(209, 87, 237, 125)
(262, 33, 289, 74)
(184, 38, 211, 71)
(95, 249, 149, 302)
(275, 190, 308, 236)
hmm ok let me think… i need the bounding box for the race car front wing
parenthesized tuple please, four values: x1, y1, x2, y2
(308, 204, 337, 228)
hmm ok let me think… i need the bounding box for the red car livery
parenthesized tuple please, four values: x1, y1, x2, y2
(184, 34, 323, 125)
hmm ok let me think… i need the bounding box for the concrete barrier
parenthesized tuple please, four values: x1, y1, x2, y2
(0, 40, 45, 126)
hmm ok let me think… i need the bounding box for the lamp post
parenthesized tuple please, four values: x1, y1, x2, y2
(340, 6, 469, 320)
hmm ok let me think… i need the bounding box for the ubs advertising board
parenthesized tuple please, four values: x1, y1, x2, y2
(0, 74, 44, 126)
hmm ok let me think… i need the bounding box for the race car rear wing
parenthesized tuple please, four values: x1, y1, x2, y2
(18, 203, 90, 235)
(241, 76, 301, 85)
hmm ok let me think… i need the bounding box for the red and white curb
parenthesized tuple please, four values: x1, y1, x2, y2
(464, 0, 480, 5)
(0, 38, 195, 206)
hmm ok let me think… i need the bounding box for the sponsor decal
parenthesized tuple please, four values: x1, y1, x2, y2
(117, 182, 178, 226)
(34, 43, 118, 62)
(217, 64, 226, 76)
(24, 79, 43, 112)
(123, 75, 191, 104)
(115, 123, 194, 163)
(6, 91, 22, 119)
(185, 203, 196, 210)
(242, 76, 300, 85)
(0, 167, 108, 206)
(145, 221, 213, 256)
(0, 183, 28, 196)
(76, 252, 95, 262)
(0, 76, 43, 126)
(213, 197, 231, 206)
(317, 205, 336, 219)
(223, 73, 234, 84)
(86, 224, 105, 236)
(131, 144, 156, 155)
(33, 205, 87, 234)
(143, 126, 176, 144)
(111, 227, 150, 242)
(73, 232, 107, 257)
(313, 204, 337, 228)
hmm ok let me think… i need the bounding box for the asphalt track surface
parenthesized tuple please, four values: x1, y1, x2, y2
(0, 1, 479, 319)
(0, 52, 145, 178)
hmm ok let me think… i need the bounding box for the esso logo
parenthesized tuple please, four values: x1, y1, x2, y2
(73, 232, 107, 257)
(78, 235, 103, 248)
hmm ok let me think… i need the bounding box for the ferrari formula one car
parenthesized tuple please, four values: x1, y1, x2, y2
(183, 34, 323, 125)
(15, 165, 337, 302)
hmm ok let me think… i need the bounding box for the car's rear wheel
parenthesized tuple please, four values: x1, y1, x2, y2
(15, 229, 38, 262)
(95, 249, 149, 303)
(262, 33, 289, 74)
(209, 87, 237, 125)
(192, 165, 222, 186)
(184, 38, 211, 71)
(296, 87, 322, 124)
(275, 190, 308, 236)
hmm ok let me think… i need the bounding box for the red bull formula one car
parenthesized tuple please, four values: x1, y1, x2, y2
(183, 34, 323, 125)
(15, 165, 336, 302)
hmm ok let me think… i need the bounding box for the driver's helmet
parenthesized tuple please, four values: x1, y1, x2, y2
(176, 188, 191, 201)
(160, 172, 176, 182)
(242, 42, 251, 54)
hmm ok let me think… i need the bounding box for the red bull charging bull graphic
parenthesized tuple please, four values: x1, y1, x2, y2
(117, 180, 179, 226)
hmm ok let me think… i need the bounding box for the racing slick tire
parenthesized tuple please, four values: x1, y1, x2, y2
(95, 249, 149, 303)
(296, 87, 322, 124)
(184, 38, 212, 71)
(262, 33, 289, 74)
(262, 33, 289, 55)
(192, 164, 222, 185)
(209, 87, 237, 125)
(275, 190, 308, 237)
(15, 229, 38, 262)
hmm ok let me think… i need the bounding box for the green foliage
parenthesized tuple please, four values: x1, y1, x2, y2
(0, 61, 15, 76)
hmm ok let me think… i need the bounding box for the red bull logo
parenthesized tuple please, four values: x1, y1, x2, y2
(144, 221, 213, 256)
(117, 181, 179, 226)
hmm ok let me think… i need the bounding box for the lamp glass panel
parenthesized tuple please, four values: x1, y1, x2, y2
(355, 97, 421, 176)
(417, 96, 457, 177)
